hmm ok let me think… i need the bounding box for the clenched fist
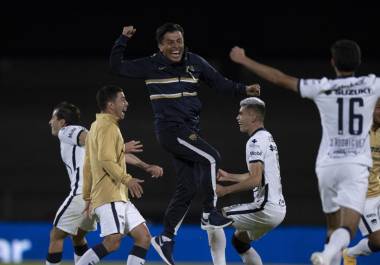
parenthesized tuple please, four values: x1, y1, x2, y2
(230, 46, 246, 64)
(246, 84, 261, 96)
(122, 26, 136, 38)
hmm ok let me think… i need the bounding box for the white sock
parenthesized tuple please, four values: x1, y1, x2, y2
(127, 254, 145, 265)
(329, 250, 342, 265)
(74, 253, 81, 264)
(207, 228, 226, 265)
(240, 248, 263, 265)
(347, 238, 372, 257)
(76, 249, 100, 265)
(323, 228, 350, 262)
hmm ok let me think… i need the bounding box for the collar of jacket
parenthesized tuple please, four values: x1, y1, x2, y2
(96, 113, 119, 125)
(153, 47, 190, 66)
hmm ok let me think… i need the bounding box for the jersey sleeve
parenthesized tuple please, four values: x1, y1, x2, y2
(247, 134, 266, 164)
(109, 35, 149, 78)
(373, 75, 380, 97)
(58, 126, 87, 146)
(299, 77, 328, 99)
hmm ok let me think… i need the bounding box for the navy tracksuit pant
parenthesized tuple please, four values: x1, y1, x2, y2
(156, 123, 221, 238)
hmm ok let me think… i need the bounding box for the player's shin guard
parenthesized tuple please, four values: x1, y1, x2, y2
(232, 234, 250, 254)
(74, 244, 89, 264)
(231, 235, 261, 265)
(76, 243, 109, 265)
(46, 252, 62, 265)
(127, 245, 148, 265)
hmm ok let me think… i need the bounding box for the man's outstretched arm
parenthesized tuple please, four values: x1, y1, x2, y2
(230, 46, 299, 93)
(196, 53, 260, 97)
(125, 153, 164, 178)
(109, 25, 148, 78)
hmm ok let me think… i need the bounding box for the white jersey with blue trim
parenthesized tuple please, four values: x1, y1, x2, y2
(299, 74, 380, 168)
(246, 128, 286, 209)
(58, 125, 86, 196)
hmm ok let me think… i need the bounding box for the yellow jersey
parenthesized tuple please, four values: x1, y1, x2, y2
(368, 128, 380, 197)
(83, 113, 132, 209)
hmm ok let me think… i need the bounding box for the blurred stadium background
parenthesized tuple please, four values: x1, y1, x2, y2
(2, 5, 380, 264)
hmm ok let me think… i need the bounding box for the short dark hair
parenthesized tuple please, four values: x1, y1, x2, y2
(240, 97, 266, 121)
(96, 85, 123, 111)
(54, 102, 80, 125)
(156, 23, 184, 44)
(331, 39, 361, 72)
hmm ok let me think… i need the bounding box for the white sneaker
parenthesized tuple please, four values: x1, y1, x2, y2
(311, 251, 329, 265)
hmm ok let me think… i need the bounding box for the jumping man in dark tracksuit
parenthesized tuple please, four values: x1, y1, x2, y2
(110, 23, 260, 265)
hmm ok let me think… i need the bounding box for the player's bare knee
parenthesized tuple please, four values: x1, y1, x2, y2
(103, 234, 122, 252)
(132, 225, 151, 248)
(50, 227, 66, 241)
(143, 231, 152, 245)
(104, 240, 120, 252)
(231, 233, 251, 254)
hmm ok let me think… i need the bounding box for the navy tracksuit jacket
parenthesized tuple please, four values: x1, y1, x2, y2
(110, 35, 247, 237)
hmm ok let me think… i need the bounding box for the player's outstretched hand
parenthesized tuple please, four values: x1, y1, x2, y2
(125, 140, 143, 153)
(122, 26, 136, 38)
(127, 178, 144, 198)
(230, 46, 246, 64)
(145, 164, 164, 178)
(246, 84, 261, 96)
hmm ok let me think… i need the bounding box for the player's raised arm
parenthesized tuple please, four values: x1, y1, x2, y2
(109, 25, 148, 78)
(230, 46, 299, 92)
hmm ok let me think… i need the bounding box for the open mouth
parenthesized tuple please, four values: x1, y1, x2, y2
(170, 51, 181, 59)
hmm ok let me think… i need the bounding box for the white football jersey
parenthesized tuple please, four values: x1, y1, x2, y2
(246, 128, 286, 209)
(58, 125, 87, 196)
(299, 75, 380, 167)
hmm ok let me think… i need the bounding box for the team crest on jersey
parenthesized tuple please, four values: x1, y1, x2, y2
(189, 133, 198, 141)
(269, 144, 278, 152)
(186, 65, 195, 73)
(249, 139, 259, 148)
